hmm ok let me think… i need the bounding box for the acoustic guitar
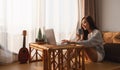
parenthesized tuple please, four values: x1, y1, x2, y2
(18, 30, 29, 63)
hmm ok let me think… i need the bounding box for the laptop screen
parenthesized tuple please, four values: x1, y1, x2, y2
(45, 29, 56, 45)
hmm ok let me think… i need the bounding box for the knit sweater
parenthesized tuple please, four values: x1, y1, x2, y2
(77, 29, 105, 59)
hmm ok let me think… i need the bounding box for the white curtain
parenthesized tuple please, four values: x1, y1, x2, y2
(0, 0, 81, 64)
(45, 0, 80, 43)
(0, 0, 43, 53)
(0, 0, 43, 64)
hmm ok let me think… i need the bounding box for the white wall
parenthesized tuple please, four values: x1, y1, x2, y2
(96, 0, 120, 31)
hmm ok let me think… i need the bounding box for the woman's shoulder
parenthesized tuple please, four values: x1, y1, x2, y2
(93, 29, 102, 34)
(93, 29, 99, 32)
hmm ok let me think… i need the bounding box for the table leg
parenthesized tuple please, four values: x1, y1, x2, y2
(43, 50, 48, 70)
(29, 46, 31, 63)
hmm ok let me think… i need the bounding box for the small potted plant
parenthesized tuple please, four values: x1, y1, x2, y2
(36, 28, 44, 44)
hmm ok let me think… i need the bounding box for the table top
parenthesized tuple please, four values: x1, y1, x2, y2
(29, 43, 84, 50)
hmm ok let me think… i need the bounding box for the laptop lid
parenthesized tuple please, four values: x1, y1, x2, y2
(45, 29, 56, 45)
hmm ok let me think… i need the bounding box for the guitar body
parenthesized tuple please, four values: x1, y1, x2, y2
(18, 30, 29, 63)
(18, 47, 29, 63)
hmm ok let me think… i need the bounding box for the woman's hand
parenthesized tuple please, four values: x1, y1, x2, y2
(61, 39, 70, 44)
(61, 39, 77, 44)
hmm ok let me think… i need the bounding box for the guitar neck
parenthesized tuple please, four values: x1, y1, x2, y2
(23, 36, 26, 48)
(22, 30, 27, 48)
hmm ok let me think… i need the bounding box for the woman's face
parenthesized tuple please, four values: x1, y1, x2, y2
(81, 19, 90, 30)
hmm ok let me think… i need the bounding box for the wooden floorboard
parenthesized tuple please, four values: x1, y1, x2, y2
(0, 61, 120, 70)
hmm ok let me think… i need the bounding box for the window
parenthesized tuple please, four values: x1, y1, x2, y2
(0, 0, 81, 53)
(45, 0, 79, 42)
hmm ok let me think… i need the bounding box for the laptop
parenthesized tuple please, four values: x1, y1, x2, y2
(45, 29, 57, 45)
(45, 29, 67, 46)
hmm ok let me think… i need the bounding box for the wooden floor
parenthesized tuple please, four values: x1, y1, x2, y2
(0, 61, 120, 70)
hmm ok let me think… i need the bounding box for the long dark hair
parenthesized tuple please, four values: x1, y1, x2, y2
(82, 16, 97, 30)
(81, 16, 97, 40)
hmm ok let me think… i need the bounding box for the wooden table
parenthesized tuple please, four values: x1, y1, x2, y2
(29, 43, 85, 70)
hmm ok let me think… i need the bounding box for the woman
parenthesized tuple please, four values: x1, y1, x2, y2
(62, 16, 105, 62)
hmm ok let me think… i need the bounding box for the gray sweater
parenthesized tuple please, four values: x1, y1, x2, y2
(77, 29, 105, 58)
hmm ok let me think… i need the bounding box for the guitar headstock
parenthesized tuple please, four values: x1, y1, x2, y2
(23, 30, 27, 36)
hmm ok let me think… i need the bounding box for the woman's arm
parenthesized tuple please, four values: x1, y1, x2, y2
(76, 30, 103, 47)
